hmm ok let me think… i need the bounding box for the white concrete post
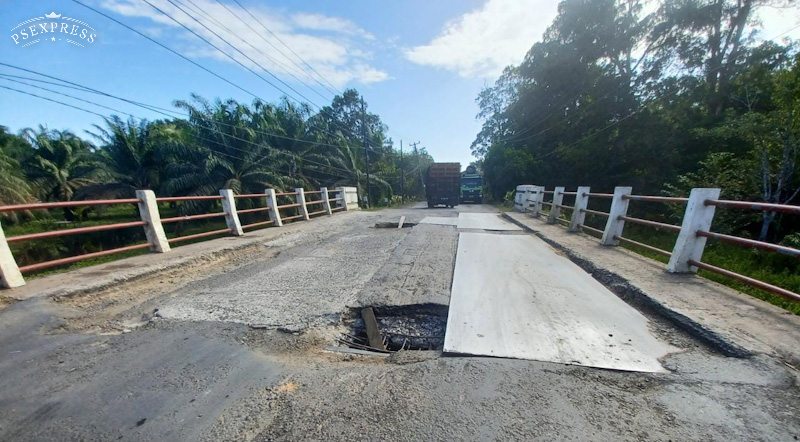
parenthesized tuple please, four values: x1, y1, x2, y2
(569, 186, 590, 232)
(530, 186, 545, 217)
(337, 187, 348, 211)
(345, 187, 360, 210)
(515, 185, 535, 212)
(547, 186, 565, 224)
(320, 187, 333, 215)
(0, 221, 24, 288)
(266, 188, 283, 227)
(219, 189, 243, 236)
(295, 188, 310, 220)
(600, 186, 632, 246)
(667, 188, 721, 273)
(136, 189, 170, 253)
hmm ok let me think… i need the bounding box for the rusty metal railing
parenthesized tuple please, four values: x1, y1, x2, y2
(0, 186, 356, 288)
(514, 184, 800, 303)
(0, 198, 149, 274)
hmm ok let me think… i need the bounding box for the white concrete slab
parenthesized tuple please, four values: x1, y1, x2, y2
(444, 232, 675, 372)
(456, 213, 522, 231)
(419, 217, 459, 226)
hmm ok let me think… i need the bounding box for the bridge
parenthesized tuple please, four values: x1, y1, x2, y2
(0, 185, 798, 440)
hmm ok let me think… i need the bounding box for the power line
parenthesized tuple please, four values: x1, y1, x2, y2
(70, 0, 262, 101)
(217, 0, 422, 152)
(0, 76, 141, 117)
(0, 84, 107, 119)
(0, 74, 358, 179)
(0, 64, 357, 153)
(71, 0, 395, 154)
(230, 0, 342, 96)
(143, 0, 320, 108)
(155, 0, 394, 153)
(177, 0, 334, 102)
(0, 68, 406, 181)
(1, 83, 359, 185)
(209, 0, 339, 99)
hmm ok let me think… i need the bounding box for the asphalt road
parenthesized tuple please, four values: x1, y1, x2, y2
(0, 203, 798, 441)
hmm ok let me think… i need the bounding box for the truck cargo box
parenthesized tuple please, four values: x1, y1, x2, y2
(425, 163, 461, 208)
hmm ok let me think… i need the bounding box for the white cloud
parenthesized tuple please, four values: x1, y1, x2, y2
(292, 13, 374, 40)
(98, 0, 387, 91)
(405, 0, 558, 79)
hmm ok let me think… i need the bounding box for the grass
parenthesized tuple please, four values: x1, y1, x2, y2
(572, 211, 800, 315)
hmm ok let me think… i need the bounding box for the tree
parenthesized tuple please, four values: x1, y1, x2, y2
(476, 0, 657, 194)
(650, 0, 794, 116)
(308, 89, 394, 204)
(88, 116, 181, 195)
(165, 96, 296, 202)
(21, 126, 104, 203)
(737, 55, 800, 240)
(0, 126, 35, 212)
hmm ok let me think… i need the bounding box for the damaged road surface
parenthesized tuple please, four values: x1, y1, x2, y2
(0, 204, 799, 441)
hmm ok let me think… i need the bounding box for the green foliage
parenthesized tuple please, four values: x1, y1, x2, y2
(89, 115, 180, 194)
(0, 126, 35, 214)
(21, 126, 106, 203)
(0, 89, 424, 275)
(474, 0, 800, 312)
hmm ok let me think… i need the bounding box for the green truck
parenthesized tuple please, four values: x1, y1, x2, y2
(460, 165, 483, 204)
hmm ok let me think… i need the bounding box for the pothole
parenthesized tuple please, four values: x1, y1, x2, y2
(338, 303, 448, 353)
(374, 222, 416, 228)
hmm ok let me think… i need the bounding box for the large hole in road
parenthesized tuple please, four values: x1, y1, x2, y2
(340, 304, 448, 352)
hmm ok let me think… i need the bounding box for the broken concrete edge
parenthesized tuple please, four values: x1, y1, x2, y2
(47, 242, 266, 303)
(501, 212, 752, 359)
(3, 211, 361, 303)
(324, 346, 390, 357)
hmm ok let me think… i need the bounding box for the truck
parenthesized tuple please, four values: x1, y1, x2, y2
(425, 162, 461, 208)
(460, 165, 483, 203)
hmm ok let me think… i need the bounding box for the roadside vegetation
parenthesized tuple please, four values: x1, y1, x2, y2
(0, 90, 433, 270)
(477, 0, 800, 312)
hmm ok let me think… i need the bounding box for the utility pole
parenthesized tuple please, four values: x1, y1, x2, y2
(409, 141, 420, 197)
(361, 97, 371, 208)
(399, 139, 404, 203)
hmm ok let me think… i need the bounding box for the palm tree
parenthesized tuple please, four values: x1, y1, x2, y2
(164, 96, 297, 212)
(326, 142, 392, 202)
(88, 116, 181, 196)
(0, 127, 35, 213)
(22, 126, 105, 202)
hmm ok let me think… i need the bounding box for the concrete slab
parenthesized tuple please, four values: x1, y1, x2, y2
(456, 213, 522, 231)
(504, 211, 800, 366)
(157, 227, 404, 328)
(419, 216, 459, 226)
(357, 224, 457, 307)
(444, 232, 675, 372)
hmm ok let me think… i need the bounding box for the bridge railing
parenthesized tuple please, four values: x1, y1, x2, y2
(0, 186, 357, 289)
(515, 185, 800, 303)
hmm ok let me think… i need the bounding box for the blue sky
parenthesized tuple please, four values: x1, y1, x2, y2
(1, 0, 798, 167)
